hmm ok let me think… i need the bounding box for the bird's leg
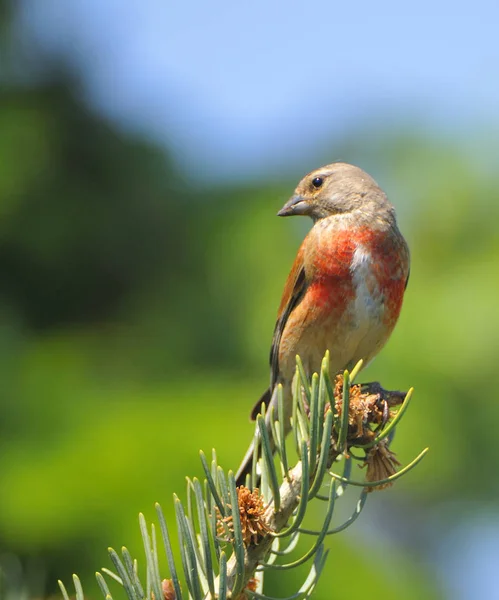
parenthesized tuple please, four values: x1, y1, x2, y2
(352, 381, 408, 438)
(359, 381, 406, 408)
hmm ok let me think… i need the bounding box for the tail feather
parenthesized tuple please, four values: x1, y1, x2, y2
(250, 388, 272, 420)
(235, 440, 257, 487)
(236, 388, 275, 487)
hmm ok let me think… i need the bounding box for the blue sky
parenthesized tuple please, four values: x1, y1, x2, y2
(16, 0, 499, 181)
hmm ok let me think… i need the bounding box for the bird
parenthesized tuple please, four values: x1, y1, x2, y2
(235, 162, 410, 487)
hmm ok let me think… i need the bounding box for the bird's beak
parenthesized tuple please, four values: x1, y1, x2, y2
(277, 194, 310, 217)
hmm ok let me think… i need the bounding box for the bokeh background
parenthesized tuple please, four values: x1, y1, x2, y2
(1, 0, 499, 598)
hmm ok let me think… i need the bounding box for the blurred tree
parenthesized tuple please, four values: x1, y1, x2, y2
(0, 80, 180, 329)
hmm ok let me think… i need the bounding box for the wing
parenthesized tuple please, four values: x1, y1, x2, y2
(249, 246, 308, 421)
(269, 247, 308, 388)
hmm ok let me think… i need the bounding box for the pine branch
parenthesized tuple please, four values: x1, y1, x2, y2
(59, 353, 427, 600)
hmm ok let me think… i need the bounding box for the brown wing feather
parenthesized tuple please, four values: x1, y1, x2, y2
(271, 246, 308, 386)
(270, 267, 306, 387)
(248, 247, 308, 420)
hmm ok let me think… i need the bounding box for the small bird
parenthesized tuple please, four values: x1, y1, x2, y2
(235, 162, 410, 486)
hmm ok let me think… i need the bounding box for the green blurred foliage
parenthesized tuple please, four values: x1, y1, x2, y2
(1, 17, 498, 600)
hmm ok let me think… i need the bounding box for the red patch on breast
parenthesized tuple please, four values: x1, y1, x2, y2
(308, 225, 408, 325)
(366, 229, 409, 327)
(307, 229, 357, 313)
(375, 265, 406, 327)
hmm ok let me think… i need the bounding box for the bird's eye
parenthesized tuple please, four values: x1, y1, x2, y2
(312, 177, 323, 188)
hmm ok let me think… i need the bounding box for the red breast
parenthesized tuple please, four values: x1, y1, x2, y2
(308, 223, 408, 325)
(277, 219, 409, 380)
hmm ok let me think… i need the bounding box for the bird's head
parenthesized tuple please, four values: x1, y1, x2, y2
(278, 162, 393, 223)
